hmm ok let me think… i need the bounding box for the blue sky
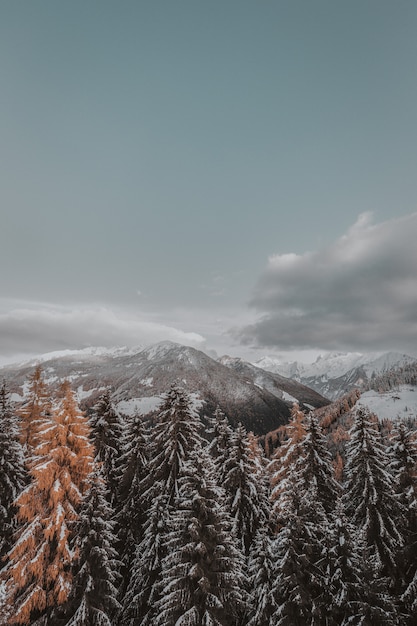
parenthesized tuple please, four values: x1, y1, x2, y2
(1, 1, 417, 363)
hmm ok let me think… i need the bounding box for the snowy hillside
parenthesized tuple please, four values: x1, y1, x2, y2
(1, 341, 329, 435)
(255, 351, 417, 399)
(357, 385, 417, 422)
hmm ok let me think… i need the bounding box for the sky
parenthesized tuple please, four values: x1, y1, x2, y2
(1, 1, 417, 365)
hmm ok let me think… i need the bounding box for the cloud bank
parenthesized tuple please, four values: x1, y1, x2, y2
(0, 302, 205, 362)
(238, 212, 417, 353)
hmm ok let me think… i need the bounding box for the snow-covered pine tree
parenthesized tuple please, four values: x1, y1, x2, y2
(0, 381, 26, 561)
(207, 407, 233, 472)
(18, 365, 51, 455)
(272, 485, 330, 626)
(121, 385, 203, 626)
(270, 412, 341, 624)
(326, 499, 397, 626)
(117, 411, 149, 595)
(120, 495, 170, 626)
(344, 407, 404, 589)
(55, 468, 121, 626)
(4, 380, 94, 625)
(222, 422, 267, 555)
(89, 390, 125, 507)
(155, 446, 248, 626)
(389, 422, 417, 622)
(299, 413, 340, 516)
(247, 524, 278, 626)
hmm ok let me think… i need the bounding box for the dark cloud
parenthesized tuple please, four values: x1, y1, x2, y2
(238, 212, 417, 353)
(0, 303, 205, 359)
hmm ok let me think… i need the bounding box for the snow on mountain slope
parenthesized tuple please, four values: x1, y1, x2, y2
(255, 351, 417, 400)
(357, 385, 417, 422)
(2, 341, 317, 435)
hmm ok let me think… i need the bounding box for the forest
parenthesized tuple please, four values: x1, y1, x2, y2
(1, 364, 417, 626)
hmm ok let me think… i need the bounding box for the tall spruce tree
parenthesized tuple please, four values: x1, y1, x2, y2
(155, 447, 248, 626)
(222, 422, 267, 555)
(326, 499, 396, 626)
(269, 411, 340, 624)
(117, 412, 149, 595)
(4, 381, 94, 625)
(120, 385, 204, 625)
(389, 422, 417, 622)
(247, 525, 278, 626)
(344, 407, 404, 588)
(56, 468, 121, 626)
(0, 381, 26, 561)
(89, 390, 125, 507)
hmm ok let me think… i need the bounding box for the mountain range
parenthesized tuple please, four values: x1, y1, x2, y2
(1, 341, 329, 436)
(255, 351, 417, 400)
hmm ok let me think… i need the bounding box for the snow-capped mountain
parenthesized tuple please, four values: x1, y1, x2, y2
(254, 351, 417, 400)
(1, 341, 329, 435)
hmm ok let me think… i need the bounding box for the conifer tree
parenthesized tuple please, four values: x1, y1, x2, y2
(57, 468, 121, 626)
(269, 403, 307, 529)
(270, 412, 341, 624)
(18, 365, 51, 454)
(121, 385, 203, 625)
(272, 486, 330, 626)
(207, 407, 233, 472)
(0, 381, 26, 561)
(155, 447, 248, 626)
(117, 412, 149, 594)
(4, 381, 94, 625)
(142, 384, 202, 504)
(120, 495, 170, 626)
(222, 422, 267, 555)
(326, 499, 396, 625)
(89, 390, 124, 507)
(344, 407, 404, 587)
(247, 525, 278, 626)
(389, 422, 417, 621)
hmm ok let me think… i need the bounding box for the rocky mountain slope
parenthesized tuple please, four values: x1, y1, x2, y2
(0, 341, 330, 435)
(255, 351, 417, 400)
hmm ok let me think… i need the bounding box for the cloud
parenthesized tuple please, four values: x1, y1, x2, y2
(238, 212, 417, 353)
(0, 301, 205, 360)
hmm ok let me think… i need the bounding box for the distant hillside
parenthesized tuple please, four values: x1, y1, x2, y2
(255, 351, 417, 399)
(0, 341, 329, 435)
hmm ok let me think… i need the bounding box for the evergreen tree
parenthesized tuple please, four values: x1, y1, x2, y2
(344, 407, 404, 587)
(57, 468, 121, 626)
(0, 381, 26, 561)
(18, 365, 51, 455)
(269, 403, 307, 529)
(155, 447, 247, 626)
(4, 381, 94, 625)
(207, 407, 233, 473)
(272, 486, 330, 626)
(326, 499, 396, 625)
(117, 412, 149, 595)
(389, 422, 417, 622)
(247, 525, 278, 626)
(121, 385, 203, 625)
(142, 384, 202, 505)
(120, 495, 170, 626)
(89, 390, 125, 507)
(222, 422, 267, 555)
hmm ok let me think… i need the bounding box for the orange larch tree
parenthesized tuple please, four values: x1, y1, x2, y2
(5, 380, 94, 625)
(18, 365, 51, 456)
